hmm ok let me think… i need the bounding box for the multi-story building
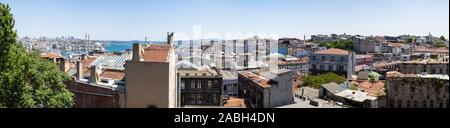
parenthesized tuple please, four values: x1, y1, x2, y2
(238, 69, 293, 108)
(278, 56, 310, 75)
(177, 68, 222, 106)
(352, 36, 382, 54)
(65, 54, 128, 108)
(398, 61, 449, 75)
(309, 48, 356, 79)
(222, 70, 239, 97)
(124, 33, 178, 108)
(386, 71, 449, 108)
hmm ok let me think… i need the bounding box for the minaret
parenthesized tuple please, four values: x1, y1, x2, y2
(222, 40, 226, 69)
(266, 39, 270, 61)
(255, 37, 259, 61)
(233, 40, 237, 61)
(200, 39, 203, 66)
(244, 40, 249, 70)
(190, 40, 194, 64)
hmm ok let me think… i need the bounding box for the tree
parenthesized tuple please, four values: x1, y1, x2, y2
(440, 36, 446, 41)
(319, 39, 354, 51)
(0, 3, 73, 108)
(303, 73, 346, 89)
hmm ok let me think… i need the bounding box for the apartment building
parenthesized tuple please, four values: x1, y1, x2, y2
(124, 33, 178, 108)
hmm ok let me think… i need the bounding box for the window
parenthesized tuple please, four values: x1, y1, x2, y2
(329, 65, 334, 71)
(312, 56, 316, 61)
(320, 65, 324, 70)
(208, 81, 212, 89)
(190, 95, 195, 104)
(312, 64, 316, 70)
(338, 65, 344, 72)
(181, 81, 185, 90)
(191, 81, 195, 89)
(213, 94, 218, 104)
(322, 56, 326, 61)
(197, 80, 202, 89)
(223, 85, 228, 92)
(331, 56, 335, 61)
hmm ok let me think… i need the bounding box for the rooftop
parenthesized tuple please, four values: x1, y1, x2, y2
(387, 71, 449, 80)
(40, 52, 63, 59)
(223, 97, 246, 108)
(314, 48, 350, 55)
(178, 68, 219, 77)
(335, 89, 378, 102)
(221, 70, 238, 80)
(321, 82, 345, 94)
(89, 54, 130, 70)
(142, 44, 172, 62)
(100, 70, 125, 81)
(240, 71, 272, 88)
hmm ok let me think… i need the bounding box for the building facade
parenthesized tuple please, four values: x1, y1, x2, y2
(178, 69, 222, 106)
(309, 48, 356, 78)
(386, 71, 449, 108)
(125, 33, 178, 108)
(238, 69, 293, 108)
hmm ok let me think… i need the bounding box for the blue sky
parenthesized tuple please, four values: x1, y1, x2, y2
(1, 0, 449, 41)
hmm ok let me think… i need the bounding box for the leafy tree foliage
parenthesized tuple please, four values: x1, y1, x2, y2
(303, 73, 346, 89)
(319, 39, 354, 51)
(0, 3, 73, 108)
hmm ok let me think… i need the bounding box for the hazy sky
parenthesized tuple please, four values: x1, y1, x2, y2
(1, 0, 449, 41)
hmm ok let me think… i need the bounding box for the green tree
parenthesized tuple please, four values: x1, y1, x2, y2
(303, 73, 346, 89)
(440, 35, 446, 41)
(0, 3, 73, 108)
(319, 39, 354, 51)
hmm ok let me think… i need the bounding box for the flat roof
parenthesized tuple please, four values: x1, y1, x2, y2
(335, 90, 378, 102)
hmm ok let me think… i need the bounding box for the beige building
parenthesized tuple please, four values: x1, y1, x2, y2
(125, 33, 178, 108)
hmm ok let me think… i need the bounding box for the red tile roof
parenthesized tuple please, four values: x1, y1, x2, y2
(241, 71, 271, 88)
(314, 48, 350, 55)
(40, 52, 63, 59)
(351, 80, 386, 96)
(224, 97, 246, 108)
(142, 44, 171, 62)
(100, 70, 125, 80)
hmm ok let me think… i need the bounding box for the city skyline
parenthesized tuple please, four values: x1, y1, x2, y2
(1, 0, 449, 41)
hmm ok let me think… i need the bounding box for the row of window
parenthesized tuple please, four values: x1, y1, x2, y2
(401, 68, 446, 74)
(311, 64, 345, 71)
(280, 65, 309, 70)
(186, 93, 219, 105)
(180, 79, 219, 90)
(390, 99, 449, 108)
(312, 55, 346, 62)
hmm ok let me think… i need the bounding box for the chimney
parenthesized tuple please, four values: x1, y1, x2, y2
(59, 59, 67, 73)
(167, 32, 174, 45)
(132, 43, 142, 61)
(76, 60, 83, 81)
(81, 54, 87, 61)
(89, 65, 100, 84)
